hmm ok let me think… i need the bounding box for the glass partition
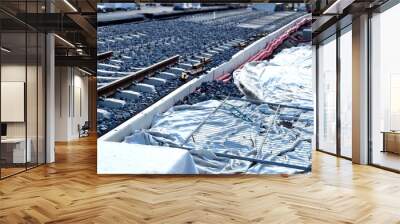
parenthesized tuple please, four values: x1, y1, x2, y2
(0, 1, 46, 179)
(0, 31, 28, 177)
(27, 31, 38, 169)
(38, 32, 45, 165)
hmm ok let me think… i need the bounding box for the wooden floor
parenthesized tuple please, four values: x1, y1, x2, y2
(372, 150, 400, 171)
(1, 136, 400, 223)
(1, 167, 26, 178)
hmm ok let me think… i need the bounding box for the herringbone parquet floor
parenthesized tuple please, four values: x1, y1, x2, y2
(1, 136, 400, 224)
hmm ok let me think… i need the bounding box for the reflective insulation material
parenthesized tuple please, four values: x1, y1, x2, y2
(125, 97, 313, 174)
(123, 45, 313, 174)
(233, 45, 313, 108)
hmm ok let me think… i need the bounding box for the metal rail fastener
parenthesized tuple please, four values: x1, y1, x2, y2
(97, 55, 180, 97)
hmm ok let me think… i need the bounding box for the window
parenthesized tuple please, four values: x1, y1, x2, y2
(339, 27, 352, 158)
(318, 36, 337, 154)
(370, 3, 400, 171)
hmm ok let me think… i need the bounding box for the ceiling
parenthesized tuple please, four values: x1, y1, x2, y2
(311, 0, 391, 43)
(0, 0, 99, 72)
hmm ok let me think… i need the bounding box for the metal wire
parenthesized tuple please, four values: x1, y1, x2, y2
(180, 97, 229, 147)
(257, 104, 280, 159)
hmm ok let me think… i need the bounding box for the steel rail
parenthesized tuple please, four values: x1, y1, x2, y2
(178, 146, 310, 172)
(180, 96, 229, 147)
(228, 97, 313, 111)
(97, 55, 180, 97)
(97, 51, 113, 61)
(213, 152, 311, 172)
(257, 105, 281, 160)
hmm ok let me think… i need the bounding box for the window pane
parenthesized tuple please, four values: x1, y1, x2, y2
(340, 28, 352, 158)
(318, 37, 337, 154)
(371, 4, 400, 171)
(38, 33, 45, 165)
(27, 31, 38, 169)
(1, 31, 27, 177)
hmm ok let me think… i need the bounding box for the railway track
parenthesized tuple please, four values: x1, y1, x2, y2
(97, 10, 307, 136)
(98, 55, 181, 98)
(97, 38, 247, 135)
(97, 53, 212, 101)
(96, 11, 304, 82)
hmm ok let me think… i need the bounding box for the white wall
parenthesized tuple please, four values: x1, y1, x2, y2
(1, 65, 26, 140)
(55, 66, 69, 140)
(54, 67, 89, 141)
(72, 72, 89, 138)
(1, 65, 34, 137)
(1, 63, 46, 164)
